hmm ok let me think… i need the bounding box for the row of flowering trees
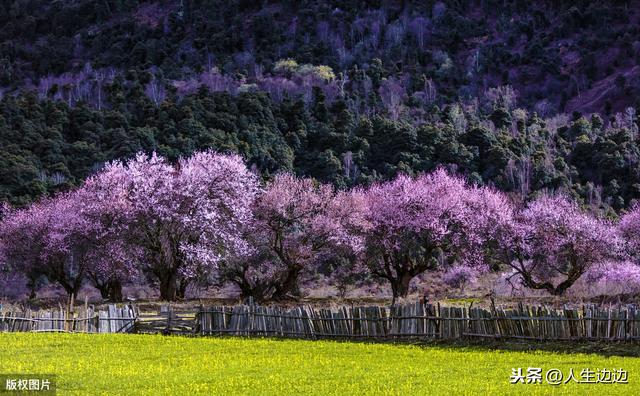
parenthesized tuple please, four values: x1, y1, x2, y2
(1, 150, 639, 302)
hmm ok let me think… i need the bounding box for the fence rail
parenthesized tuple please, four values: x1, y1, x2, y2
(196, 302, 640, 341)
(0, 304, 137, 333)
(136, 308, 195, 335)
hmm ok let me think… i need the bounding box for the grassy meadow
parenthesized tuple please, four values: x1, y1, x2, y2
(1, 334, 639, 395)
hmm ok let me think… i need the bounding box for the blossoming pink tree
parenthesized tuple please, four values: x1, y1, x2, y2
(490, 195, 619, 295)
(1, 173, 141, 302)
(579, 260, 640, 296)
(355, 169, 508, 302)
(84, 239, 139, 302)
(0, 202, 28, 299)
(0, 202, 9, 271)
(0, 150, 258, 302)
(620, 204, 640, 259)
(442, 265, 477, 292)
(0, 192, 96, 302)
(73, 172, 141, 302)
(91, 151, 258, 301)
(221, 174, 365, 301)
(1, 201, 51, 299)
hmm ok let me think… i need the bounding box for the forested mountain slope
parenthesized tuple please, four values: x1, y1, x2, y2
(1, 0, 640, 214)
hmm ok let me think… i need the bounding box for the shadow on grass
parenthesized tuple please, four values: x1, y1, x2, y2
(165, 333, 640, 358)
(377, 338, 640, 358)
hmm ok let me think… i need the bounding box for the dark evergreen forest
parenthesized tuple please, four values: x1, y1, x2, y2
(2, 0, 640, 215)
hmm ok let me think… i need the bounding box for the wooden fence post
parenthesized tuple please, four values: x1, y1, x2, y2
(164, 305, 172, 335)
(436, 302, 441, 339)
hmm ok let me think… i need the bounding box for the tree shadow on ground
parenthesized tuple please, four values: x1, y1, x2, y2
(401, 339, 640, 357)
(222, 336, 640, 357)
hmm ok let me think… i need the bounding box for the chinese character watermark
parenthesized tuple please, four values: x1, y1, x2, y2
(1, 374, 55, 394)
(510, 368, 628, 385)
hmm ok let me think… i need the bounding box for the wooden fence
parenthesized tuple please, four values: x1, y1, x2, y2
(196, 302, 640, 341)
(136, 305, 196, 335)
(0, 304, 137, 333)
(4, 301, 639, 340)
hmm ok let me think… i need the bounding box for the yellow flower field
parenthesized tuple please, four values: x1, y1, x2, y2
(0, 333, 638, 395)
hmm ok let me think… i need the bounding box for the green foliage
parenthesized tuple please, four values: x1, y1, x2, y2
(3, 80, 640, 215)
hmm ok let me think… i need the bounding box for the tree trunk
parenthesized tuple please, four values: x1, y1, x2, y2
(91, 277, 122, 302)
(518, 267, 582, 297)
(95, 283, 110, 300)
(60, 282, 80, 302)
(176, 277, 189, 300)
(107, 279, 123, 302)
(390, 272, 413, 304)
(237, 281, 270, 304)
(271, 266, 302, 301)
(27, 275, 38, 300)
(233, 266, 275, 303)
(158, 271, 178, 301)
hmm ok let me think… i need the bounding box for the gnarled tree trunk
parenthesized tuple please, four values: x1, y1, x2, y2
(158, 270, 179, 301)
(391, 273, 413, 298)
(271, 266, 303, 301)
(176, 277, 189, 300)
(107, 279, 123, 302)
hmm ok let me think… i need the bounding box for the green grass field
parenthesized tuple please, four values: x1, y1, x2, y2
(0, 334, 638, 395)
